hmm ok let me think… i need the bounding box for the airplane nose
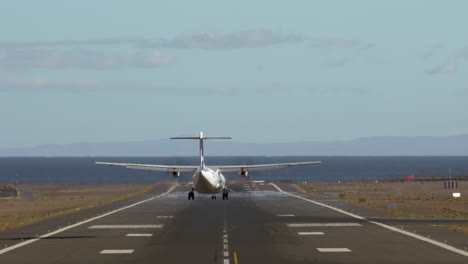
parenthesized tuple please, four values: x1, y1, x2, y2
(200, 170, 217, 187)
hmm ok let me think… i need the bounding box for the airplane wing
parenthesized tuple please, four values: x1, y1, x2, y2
(212, 161, 322, 172)
(95, 162, 198, 172)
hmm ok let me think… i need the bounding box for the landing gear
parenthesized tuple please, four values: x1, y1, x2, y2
(188, 188, 195, 200)
(211, 195, 217, 200)
(222, 189, 229, 200)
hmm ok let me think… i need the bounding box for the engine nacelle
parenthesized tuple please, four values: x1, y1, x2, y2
(240, 170, 248, 177)
(171, 171, 180, 177)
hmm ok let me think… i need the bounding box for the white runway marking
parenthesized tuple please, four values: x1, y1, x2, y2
(298, 232, 325, 235)
(317, 248, 351, 253)
(270, 183, 468, 257)
(224, 251, 229, 257)
(0, 185, 176, 255)
(89, 225, 163, 229)
(100, 249, 134, 254)
(287, 223, 362, 227)
(126, 233, 152, 237)
(276, 214, 295, 217)
(156, 216, 173, 218)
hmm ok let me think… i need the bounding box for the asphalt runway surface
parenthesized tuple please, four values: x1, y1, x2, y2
(1, 182, 467, 263)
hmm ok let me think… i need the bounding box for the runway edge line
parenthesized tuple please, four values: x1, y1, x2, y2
(270, 183, 468, 257)
(0, 184, 177, 255)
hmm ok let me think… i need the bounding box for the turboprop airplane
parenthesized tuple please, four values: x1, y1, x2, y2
(96, 132, 321, 200)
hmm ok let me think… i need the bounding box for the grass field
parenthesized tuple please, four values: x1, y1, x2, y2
(0, 184, 157, 232)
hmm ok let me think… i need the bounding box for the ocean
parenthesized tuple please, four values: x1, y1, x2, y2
(0, 156, 467, 185)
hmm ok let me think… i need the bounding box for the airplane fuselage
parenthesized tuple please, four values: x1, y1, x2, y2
(193, 167, 226, 194)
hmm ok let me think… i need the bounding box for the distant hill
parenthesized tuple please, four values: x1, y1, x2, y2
(1, 134, 468, 156)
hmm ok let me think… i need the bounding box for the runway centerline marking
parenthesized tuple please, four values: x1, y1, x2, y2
(276, 214, 295, 217)
(89, 225, 163, 229)
(287, 223, 362, 227)
(100, 249, 134, 254)
(126, 233, 153, 237)
(317, 248, 351, 253)
(0, 185, 176, 255)
(270, 183, 468, 257)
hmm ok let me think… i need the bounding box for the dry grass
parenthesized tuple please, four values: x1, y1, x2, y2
(0, 184, 157, 232)
(446, 225, 468, 233)
(302, 180, 468, 219)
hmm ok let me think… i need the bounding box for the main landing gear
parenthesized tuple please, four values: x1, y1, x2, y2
(211, 195, 217, 200)
(222, 189, 229, 200)
(188, 188, 195, 200)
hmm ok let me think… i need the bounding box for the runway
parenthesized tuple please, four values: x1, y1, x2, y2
(0, 182, 467, 263)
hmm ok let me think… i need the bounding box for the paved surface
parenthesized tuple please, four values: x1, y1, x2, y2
(0, 181, 467, 263)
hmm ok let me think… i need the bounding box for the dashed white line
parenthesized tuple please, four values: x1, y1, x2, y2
(317, 248, 351, 253)
(287, 223, 362, 227)
(100, 249, 134, 254)
(89, 225, 163, 229)
(276, 214, 295, 217)
(224, 251, 229, 257)
(156, 216, 173, 218)
(0, 185, 176, 255)
(298, 232, 325, 235)
(126, 233, 152, 237)
(270, 183, 468, 257)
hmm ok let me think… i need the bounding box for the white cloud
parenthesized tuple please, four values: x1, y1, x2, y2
(153, 30, 304, 49)
(310, 39, 361, 48)
(0, 48, 175, 70)
(427, 61, 458, 75)
(134, 50, 175, 68)
(321, 58, 351, 68)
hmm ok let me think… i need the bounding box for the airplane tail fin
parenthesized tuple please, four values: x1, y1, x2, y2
(171, 132, 231, 169)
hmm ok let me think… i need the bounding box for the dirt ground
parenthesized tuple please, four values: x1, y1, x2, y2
(300, 179, 468, 219)
(0, 184, 155, 232)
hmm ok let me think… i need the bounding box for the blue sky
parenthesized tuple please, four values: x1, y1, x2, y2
(1, 1, 467, 148)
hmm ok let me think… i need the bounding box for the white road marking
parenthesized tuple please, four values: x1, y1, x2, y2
(156, 216, 173, 218)
(270, 183, 468, 257)
(224, 259, 230, 264)
(276, 214, 295, 217)
(317, 248, 351, 253)
(0, 185, 176, 255)
(89, 225, 163, 229)
(223, 239, 228, 243)
(126, 233, 152, 237)
(298, 232, 325, 235)
(287, 223, 362, 227)
(223, 234, 228, 238)
(224, 251, 229, 257)
(100, 249, 134, 254)
(224, 244, 229, 250)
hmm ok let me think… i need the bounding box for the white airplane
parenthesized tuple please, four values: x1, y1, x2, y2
(96, 132, 321, 200)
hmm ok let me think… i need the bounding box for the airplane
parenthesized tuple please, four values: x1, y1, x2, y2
(96, 132, 321, 200)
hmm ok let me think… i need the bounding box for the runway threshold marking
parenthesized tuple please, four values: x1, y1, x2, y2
(0, 185, 176, 255)
(100, 249, 134, 254)
(317, 248, 351, 253)
(287, 223, 362, 227)
(270, 183, 468, 257)
(126, 233, 152, 237)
